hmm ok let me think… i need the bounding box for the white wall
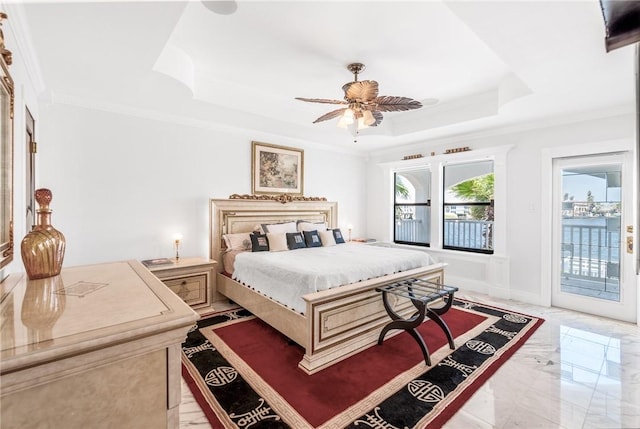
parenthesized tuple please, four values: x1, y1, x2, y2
(32, 103, 366, 267)
(365, 113, 636, 304)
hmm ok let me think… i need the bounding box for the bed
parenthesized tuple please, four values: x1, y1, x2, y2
(210, 198, 447, 374)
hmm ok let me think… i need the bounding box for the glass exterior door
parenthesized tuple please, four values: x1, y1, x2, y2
(552, 153, 636, 322)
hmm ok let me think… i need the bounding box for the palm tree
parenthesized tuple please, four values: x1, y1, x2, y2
(450, 173, 494, 220)
(395, 177, 410, 199)
(450, 173, 495, 250)
(395, 176, 410, 219)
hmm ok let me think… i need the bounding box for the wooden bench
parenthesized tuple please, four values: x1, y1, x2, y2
(376, 278, 458, 365)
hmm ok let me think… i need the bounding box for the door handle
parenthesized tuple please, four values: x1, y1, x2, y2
(627, 236, 633, 254)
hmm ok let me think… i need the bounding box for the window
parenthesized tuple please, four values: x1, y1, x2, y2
(443, 160, 494, 253)
(394, 169, 430, 246)
(387, 146, 508, 255)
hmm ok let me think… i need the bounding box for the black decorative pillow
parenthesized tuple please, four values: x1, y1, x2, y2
(332, 228, 346, 244)
(303, 230, 322, 248)
(286, 232, 307, 250)
(250, 233, 269, 252)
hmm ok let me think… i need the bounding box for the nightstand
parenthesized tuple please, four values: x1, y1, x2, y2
(147, 257, 216, 314)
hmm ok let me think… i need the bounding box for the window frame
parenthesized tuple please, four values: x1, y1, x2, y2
(384, 145, 511, 256)
(442, 160, 495, 254)
(393, 169, 431, 247)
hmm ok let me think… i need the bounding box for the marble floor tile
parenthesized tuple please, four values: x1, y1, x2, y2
(444, 409, 497, 429)
(179, 292, 640, 428)
(179, 378, 212, 428)
(501, 403, 574, 429)
(448, 384, 517, 428)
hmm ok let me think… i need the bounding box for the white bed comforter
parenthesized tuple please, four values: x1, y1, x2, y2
(232, 243, 435, 314)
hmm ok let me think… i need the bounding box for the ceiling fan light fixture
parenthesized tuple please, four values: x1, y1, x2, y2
(337, 108, 354, 128)
(296, 62, 426, 143)
(343, 108, 354, 120)
(337, 117, 350, 128)
(362, 109, 375, 126)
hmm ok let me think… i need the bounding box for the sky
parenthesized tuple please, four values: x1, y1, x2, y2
(562, 172, 621, 203)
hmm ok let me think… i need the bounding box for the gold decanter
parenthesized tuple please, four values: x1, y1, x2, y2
(21, 188, 66, 279)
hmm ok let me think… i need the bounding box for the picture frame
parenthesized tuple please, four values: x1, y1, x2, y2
(0, 13, 14, 271)
(251, 141, 304, 195)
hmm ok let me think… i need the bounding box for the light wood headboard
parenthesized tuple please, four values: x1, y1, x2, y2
(209, 198, 338, 272)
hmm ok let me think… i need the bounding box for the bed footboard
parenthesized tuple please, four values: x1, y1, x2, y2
(217, 264, 445, 374)
(300, 264, 446, 374)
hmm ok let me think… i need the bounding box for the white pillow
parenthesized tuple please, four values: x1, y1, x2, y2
(223, 232, 252, 251)
(262, 221, 297, 234)
(297, 221, 328, 232)
(267, 233, 289, 252)
(319, 230, 336, 247)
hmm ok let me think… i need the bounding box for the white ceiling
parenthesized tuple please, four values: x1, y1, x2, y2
(19, 0, 637, 153)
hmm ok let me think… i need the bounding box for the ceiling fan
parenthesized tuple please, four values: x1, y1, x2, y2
(296, 63, 433, 142)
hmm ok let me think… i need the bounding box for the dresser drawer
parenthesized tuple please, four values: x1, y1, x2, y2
(163, 274, 208, 307)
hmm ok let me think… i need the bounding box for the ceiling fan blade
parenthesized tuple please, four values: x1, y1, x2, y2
(343, 80, 379, 102)
(295, 97, 348, 105)
(373, 96, 423, 112)
(312, 107, 348, 123)
(371, 110, 384, 126)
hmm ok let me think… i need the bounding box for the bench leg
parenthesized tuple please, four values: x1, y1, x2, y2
(407, 327, 431, 366)
(427, 293, 456, 349)
(378, 292, 431, 365)
(427, 308, 455, 350)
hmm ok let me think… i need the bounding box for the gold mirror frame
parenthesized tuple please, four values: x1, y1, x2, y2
(0, 12, 14, 270)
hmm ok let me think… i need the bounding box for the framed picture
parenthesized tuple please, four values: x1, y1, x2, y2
(0, 14, 14, 271)
(252, 141, 304, 195)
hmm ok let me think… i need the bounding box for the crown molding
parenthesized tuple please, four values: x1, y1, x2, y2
(49, 91, 365, 157)
(368, 103, 634, 159)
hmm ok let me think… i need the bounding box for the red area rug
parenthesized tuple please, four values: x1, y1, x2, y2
(182, 300, 543, 428)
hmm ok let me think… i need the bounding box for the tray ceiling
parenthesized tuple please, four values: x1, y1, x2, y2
(21, 0, 636, 152)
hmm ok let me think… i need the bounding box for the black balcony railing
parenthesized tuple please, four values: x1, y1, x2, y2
(443, 219, 493, 252)
(560, 219, 620, 301)
(561, 222, 620, 281)
(395, 219, 493, 252)
(395, 219, 428, 244)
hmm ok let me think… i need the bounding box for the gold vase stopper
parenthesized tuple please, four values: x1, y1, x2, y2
(21, 188, 66, 280)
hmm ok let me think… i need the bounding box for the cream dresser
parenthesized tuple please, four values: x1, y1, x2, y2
(146, 257, 217, 314)
(0, 260, 199, 429)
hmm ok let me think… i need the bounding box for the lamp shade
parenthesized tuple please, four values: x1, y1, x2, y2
(363, 110, 375, 126)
